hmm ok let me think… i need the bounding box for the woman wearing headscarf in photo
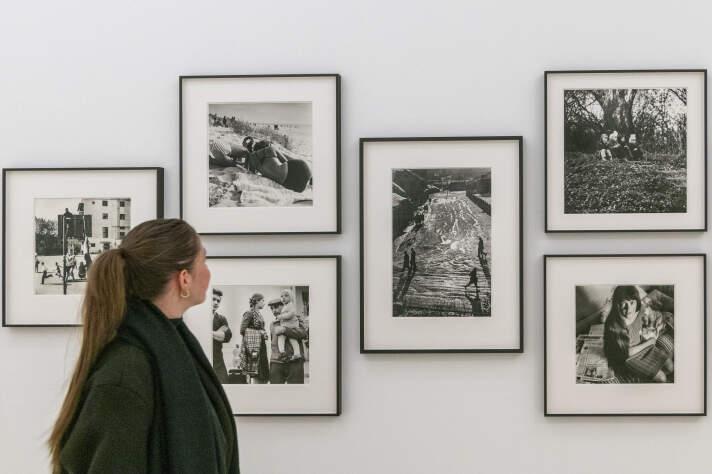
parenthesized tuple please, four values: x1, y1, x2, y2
(238, 293, 270, 384)
(48, 219, 239, 473)
(603, 285, 674, 383)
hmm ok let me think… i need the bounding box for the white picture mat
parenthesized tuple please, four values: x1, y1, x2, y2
(184, 257, 338, 414)
(545, 255, 705, 415)
(362, 139, 521, 350)
(182, 76, 338, 233)
(546, 71, 706, 231)
(4, 169, 160, 325)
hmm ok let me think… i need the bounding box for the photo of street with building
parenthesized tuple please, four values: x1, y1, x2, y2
(33, 198, 131, 295)
(564, 87, 687, 214)
(212, 284, 310, 385)
(392, 168, 491, 317)
(208, 102, 314, 207)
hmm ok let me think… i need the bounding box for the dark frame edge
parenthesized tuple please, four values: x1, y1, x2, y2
(359, 136, 524, 353)
(179, 74, 341, 235)
(2, 167, 164, 328)
(544, 253, 707, 417)
(544, 69, 707, 233)
(209, 255, 340, 417)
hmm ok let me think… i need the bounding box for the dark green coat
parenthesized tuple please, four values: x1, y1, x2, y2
(59, 341, 157, 472)
(59, 298, 239, 473)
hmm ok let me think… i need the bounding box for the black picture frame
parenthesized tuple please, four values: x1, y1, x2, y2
(359, 136, 523, 353)
(204, 255, 341, 417)
(2, 167, 165, 328)
(179, 74, 341, 235)
(545, 69, 707, 233)
(544, 253, 707, 417)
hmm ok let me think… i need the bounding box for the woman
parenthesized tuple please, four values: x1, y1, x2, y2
(48, 219, 239, 473)
(238, 293, 270, 384)
(603, 285, 674, 383)
(242, 136, 312, 193)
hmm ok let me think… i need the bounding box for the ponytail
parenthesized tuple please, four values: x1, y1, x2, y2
(48, 248, 127, 469)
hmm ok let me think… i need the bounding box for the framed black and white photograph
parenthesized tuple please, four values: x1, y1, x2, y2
(545, 70, 707, 232)
(545, 254, 706, 416)
(2, 168, 164, 326)
(185, 256, 340, 416)
(180, 74, 340, 234)
(360, 137, 522, 353)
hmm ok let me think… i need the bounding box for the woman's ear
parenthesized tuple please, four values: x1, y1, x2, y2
(178, 268, 192, 292)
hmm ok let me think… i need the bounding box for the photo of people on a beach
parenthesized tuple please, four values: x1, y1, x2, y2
(392, 168, 491, 317)
(208, 102, 313, 207)
(211, 284, 310, 385)
(34, 198, 131, 295)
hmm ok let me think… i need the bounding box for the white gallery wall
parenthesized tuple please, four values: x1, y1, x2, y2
(1, 0, 710, 472)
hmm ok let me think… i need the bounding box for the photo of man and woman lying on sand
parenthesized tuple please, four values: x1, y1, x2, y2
(207, 102, 314, 208)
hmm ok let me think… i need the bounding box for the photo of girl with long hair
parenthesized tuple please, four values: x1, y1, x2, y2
(576, 284, 674, 384)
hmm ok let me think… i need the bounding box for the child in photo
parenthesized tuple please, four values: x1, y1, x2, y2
(598, 132, 612, 161)
(628, 134, 644, 161)
(277, 289, 302, 361)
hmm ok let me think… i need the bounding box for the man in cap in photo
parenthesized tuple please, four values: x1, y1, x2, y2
(267, 297, 308, 384)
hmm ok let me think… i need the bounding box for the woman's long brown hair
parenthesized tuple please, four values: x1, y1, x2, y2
(48, 218, 200, 471)
(603, 285, 642, 369)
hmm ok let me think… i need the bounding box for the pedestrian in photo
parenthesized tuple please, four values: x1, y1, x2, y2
(81, 235, 92, 271)
(239, 293, 270, 384)
(40, 261, 49, 284)
(268, 299, 308, 384)
(66, 250, 77, 282)
(212, 288, 232, 384)
(465, 266, 478, 289)
(410, 247, 417, 274)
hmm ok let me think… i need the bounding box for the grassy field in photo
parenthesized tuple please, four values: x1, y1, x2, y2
(564, 152, 686, 214)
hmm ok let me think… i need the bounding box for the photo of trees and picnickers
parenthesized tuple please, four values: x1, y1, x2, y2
(564, 88, 687, 214)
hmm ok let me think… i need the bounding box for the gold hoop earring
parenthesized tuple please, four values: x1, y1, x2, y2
(180, 290, 190, 298)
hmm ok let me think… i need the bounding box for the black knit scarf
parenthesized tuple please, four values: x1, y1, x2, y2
(116, 298, 239, 474)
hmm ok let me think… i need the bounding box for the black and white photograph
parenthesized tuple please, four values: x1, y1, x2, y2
(33, 198, 131, 295)
(546, 70, 707, 232)
(392, 168, 491, 317)
(361, 137, 521, 353)
(208, 102, 314, 208)
(3, 167, 163, 326)
(564, 88, 687, 214)
(576, 284, 674, 384)
(545, 254, 705, 416)
(211, 284, 310, 385)
(181, 75, 340, 234)
(185, 256, 340, 415)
